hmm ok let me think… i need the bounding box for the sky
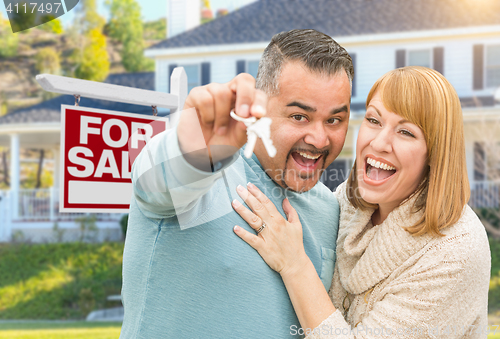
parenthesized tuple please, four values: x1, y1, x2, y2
(1, 0, 257, 28)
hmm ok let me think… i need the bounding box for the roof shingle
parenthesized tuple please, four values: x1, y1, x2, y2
(149, 0, 500, 50)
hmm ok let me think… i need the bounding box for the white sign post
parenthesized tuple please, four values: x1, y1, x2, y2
(36, 67, 188, 213)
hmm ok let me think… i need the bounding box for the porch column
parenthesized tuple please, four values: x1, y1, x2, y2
(352, 123, 360, 164)
(52, 147, 60, 188)
(10, 134, 20, 220)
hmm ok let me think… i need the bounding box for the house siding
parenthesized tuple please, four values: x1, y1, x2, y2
(155, 53, 264, 92)
(153, 33, 500, 103)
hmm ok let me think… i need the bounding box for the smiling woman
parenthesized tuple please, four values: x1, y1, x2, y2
(232, 66, 491, 338)
(348, 67, 468, 235)
(356, 93, 429, 226)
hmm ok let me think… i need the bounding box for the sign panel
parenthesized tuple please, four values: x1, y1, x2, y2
(60, 105, 169, 213)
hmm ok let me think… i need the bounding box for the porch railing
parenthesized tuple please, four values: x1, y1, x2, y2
(2, 181, 499, 221)
(469, 181, 500, 209)
(14, 188, 122, 221)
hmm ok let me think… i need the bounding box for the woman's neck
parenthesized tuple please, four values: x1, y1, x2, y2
(372, 203, 397, 226)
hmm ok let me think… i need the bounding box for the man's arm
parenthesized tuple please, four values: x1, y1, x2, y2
(132, 73, 268, 219)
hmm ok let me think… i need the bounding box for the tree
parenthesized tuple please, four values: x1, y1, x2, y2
(71, 0, 109, 81)
(106, 0, 153, 72)
(76, 0, 105, 33)
(0, 12, 19, 58)
(143, 18, 167, 41)
(35, 47, 61, 74)
(75, 28, 110, 81)
(39, 18, 64, 34)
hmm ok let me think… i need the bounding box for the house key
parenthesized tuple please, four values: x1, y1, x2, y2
(230, 111, 277, 158)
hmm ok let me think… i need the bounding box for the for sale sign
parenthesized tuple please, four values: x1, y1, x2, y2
(60, 105, 169, 213)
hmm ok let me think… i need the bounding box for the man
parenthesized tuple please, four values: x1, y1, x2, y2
(120, 29, 353, 338)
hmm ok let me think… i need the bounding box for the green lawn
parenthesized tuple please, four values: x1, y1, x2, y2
(0, 321, 121, 339)
(0, 242, 124, 320)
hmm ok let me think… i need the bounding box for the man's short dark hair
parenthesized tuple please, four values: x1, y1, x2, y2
(256, 29, 354, 96)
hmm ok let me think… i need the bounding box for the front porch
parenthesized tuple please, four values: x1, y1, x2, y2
(1, 179, 498, 242)
(0, 188, 123, 243)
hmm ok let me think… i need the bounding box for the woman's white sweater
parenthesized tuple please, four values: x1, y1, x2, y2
(307, 182, 491, 339)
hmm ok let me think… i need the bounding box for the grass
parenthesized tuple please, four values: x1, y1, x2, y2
(0, 321, 121, 339)
(0, 242, 124, 319)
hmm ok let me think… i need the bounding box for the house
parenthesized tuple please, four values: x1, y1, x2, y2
(1, 0, 500, 242)
(146, 0, 500, 204)
(0, 72, 156, 242)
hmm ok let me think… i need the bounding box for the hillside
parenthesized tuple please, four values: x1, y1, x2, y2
(0, 28, 122, 114)
(0, 18, 166, 116)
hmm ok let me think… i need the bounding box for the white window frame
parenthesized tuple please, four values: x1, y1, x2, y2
(485, 44, 500, 89)
(407, 48, 433, 68)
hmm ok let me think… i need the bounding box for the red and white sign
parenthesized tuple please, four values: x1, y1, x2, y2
(60, 105, 169, 213)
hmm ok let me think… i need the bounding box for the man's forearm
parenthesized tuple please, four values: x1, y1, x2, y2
(132, 128, 236, 218)
(181, 144, 239, 173)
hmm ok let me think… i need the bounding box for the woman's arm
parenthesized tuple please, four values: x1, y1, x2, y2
(280, 256, 337, 331)
(232, 182, 336, 330)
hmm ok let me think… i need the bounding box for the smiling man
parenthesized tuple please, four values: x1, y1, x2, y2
(256, 60, 351, 192)
(120, 29, 353, 338)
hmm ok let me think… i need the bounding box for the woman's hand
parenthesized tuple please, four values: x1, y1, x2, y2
(232, 182, 310, 277)
(233, 183, 337, 330)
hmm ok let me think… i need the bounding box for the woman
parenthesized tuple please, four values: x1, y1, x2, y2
(231, 66, 491, 338)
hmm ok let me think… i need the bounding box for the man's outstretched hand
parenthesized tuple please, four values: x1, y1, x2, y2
(177, 73, 268, 169)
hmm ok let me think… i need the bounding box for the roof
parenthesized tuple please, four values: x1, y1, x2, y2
(149, 0, 500, 50)
(350, 96, 497, 114)
(0, 72, 156, 125)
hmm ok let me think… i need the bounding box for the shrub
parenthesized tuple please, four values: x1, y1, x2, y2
(490, 237, 500, 313)
(35, 47, 61, 74)
(119, 214, 128, 238)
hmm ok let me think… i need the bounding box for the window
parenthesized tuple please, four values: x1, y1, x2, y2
(408, 49, 432, 68)
(321, 159, 352, 192)
(181, 64, 201, 92)
(486, 45, 500, 88)
(247, 61, 259, 78)
(236, 60, 260, 78)
(396, 47, 443, 74)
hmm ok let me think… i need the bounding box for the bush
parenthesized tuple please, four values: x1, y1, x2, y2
(35, 47, 61, 74)
(119, 214, 128, 238)
(75, 215, 98, 242)
(490, 237, 500, 314)
(74, 29, 110, 82)
(0, 242, 123, 320)
(475, 207, 500, 239)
